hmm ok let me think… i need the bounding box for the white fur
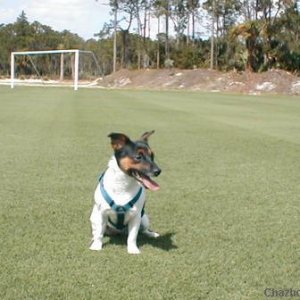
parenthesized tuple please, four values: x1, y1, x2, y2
(89, 156, 159, 254)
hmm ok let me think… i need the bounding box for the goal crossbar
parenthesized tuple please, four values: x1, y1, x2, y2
(10, 49, 99, 91)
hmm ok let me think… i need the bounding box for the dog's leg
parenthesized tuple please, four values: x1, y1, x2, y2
(127, 215, 142, 254)
(89, 204, 107, 251)
(140, 214, 160, 238)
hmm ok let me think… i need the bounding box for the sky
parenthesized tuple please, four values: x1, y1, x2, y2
(0, 0, 210, 41)
(0, 0, 112, 40)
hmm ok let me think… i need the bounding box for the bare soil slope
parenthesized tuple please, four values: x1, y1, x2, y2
(97, 68, 300, 95)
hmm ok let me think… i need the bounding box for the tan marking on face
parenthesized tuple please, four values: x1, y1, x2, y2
(119, 156, 149, 173)
(119, 157, 135, 172)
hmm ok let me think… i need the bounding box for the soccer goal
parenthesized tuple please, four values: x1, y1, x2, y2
(10, 49, 102, 90)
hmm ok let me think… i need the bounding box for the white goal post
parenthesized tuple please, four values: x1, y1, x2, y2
(10, 49, 101, 91)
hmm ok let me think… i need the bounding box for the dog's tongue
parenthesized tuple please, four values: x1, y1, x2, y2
(141, 177, 160, 191)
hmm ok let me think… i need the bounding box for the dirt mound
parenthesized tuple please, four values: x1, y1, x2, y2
(97, 68, 300, 95)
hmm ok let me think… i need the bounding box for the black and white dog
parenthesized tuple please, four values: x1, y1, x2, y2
(90, 131, 161, 254)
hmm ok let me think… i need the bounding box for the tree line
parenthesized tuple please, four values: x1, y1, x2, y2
(0, 1, 299, 77)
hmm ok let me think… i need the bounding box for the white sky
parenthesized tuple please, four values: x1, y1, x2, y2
(0, 0, 210, 41)
(0, 0, 112, 40)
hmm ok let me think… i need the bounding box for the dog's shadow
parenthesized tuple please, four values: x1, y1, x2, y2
(107, 232, 177, 252)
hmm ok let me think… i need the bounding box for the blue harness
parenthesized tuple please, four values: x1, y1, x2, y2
(99, 173, 144, 230)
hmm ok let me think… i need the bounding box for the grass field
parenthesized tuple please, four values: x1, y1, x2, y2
(0, 86, 299, 300)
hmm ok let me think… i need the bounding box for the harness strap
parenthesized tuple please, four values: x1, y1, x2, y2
(108, 206, 145, 230)
(99, 172, 143, 230)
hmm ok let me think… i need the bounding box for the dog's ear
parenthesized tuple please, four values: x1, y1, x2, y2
(140, 130, 155, 142)
(108, 133, 131, 151)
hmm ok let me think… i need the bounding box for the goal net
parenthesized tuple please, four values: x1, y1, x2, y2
(10, 49, 102, 90)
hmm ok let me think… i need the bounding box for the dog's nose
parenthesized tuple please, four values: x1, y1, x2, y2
(153, 168, 161, 177)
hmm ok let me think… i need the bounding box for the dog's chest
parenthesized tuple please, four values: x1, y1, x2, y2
(95, 158, 146, 229)
(95, 178, 146, 229)
(100, 185, 145, 230)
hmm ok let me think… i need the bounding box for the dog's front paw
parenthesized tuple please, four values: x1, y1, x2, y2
(127, 245, 141, 255)
(89, 240, 103, 251)
(151, 231, 160, 238)
(143, 229, 160, 238)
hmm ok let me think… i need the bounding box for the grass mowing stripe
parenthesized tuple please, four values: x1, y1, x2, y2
(0, 86, 299, 299)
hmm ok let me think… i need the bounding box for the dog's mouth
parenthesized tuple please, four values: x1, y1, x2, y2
(131, 170, 160, 191)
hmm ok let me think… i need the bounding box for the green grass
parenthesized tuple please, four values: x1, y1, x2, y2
(0, 86, 299, 300)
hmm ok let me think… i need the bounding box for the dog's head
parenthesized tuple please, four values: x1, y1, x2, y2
(108, 131, 161, 191)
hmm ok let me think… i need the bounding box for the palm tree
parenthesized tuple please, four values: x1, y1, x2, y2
(230, 21, 260, 71)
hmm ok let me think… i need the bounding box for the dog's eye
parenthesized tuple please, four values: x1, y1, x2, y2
(135, 154, 143, 161)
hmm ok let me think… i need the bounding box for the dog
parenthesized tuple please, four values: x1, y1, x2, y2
(89, 131, 161, 254)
